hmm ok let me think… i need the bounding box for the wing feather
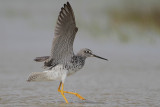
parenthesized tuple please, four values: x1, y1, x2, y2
(45, 2, 78, 67)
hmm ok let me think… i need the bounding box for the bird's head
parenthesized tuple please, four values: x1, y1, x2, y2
(77, 48, 108, 61)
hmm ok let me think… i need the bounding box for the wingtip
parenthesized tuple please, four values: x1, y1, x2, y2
(61, 7, 63, 10)
(67, 1, 69, 4)
(64, 3, 67, 7)
(34, 56, 50, 62)
(66, 1, 71, 7)
(34, 58, 41, 62)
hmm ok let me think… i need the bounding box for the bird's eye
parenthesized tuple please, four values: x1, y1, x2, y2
(85, 50, 91, 53)
(85, 51, 89, 53)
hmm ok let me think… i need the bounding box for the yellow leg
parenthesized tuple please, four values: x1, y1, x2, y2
(63, 91, 85, 100)
(58, 82, 62, 92)
(58, 82, 68, 103)
(58, 82, 85, 103)
(61, 83, 69, 103)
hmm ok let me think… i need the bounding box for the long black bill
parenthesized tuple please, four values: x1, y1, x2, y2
(92, 54, 108, 61)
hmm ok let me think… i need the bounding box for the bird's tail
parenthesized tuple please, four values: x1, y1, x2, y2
(27, 71, 55, 82)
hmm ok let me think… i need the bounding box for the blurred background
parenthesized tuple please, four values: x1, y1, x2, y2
(0, 0, 160, 106)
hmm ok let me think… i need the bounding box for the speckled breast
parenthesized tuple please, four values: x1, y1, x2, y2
(66, 56, 85, 76)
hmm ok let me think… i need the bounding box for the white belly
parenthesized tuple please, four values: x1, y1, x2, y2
(45, 65, 67, 81)
(27, 65, 67, 82)
(27, 64, 82, 83)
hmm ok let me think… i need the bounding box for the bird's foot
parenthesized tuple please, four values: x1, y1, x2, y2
(58, 82, 85, 103)
(63, 91, 85, 100)
(60, 91, 69, 103)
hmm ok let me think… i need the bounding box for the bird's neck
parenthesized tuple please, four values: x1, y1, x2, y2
(76, 54, 86, 60)
(72, 55, 86, 64)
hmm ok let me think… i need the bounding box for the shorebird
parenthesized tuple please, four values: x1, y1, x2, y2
(27, 2, 108, 103)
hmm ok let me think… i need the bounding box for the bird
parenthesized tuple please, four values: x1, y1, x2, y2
(27, 2, 108, 103)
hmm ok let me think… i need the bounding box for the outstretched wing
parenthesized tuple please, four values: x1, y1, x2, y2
(47, 2, 78, 67)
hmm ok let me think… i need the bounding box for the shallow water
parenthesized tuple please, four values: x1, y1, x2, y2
(1, 0, 160, 107)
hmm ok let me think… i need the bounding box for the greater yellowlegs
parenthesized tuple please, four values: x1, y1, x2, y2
(27, 2, 108, 103)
